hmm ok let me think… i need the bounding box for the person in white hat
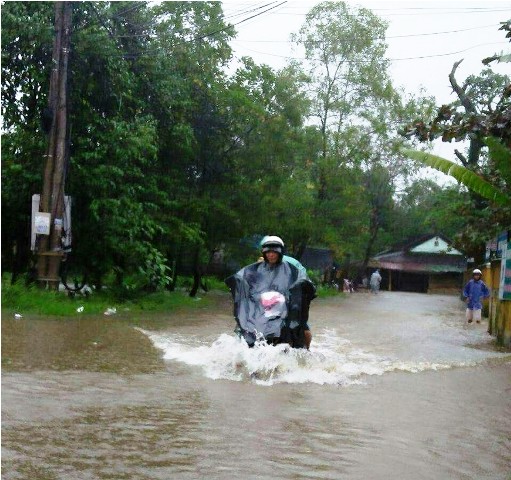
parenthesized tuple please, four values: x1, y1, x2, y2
(462, 269, 490, 324)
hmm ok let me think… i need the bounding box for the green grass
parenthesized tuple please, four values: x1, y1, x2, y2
(1, 273, 340, 318)
(315, 285, 345, 298)
(1, 275, 215, 317)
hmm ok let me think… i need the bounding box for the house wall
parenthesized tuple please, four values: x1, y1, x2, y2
(483, 261, 511, 348)
(386, 270, 428, 293)
(410, 237, 462, 255)
(383, 270, 461, 293)
(428, 273, 464, 294)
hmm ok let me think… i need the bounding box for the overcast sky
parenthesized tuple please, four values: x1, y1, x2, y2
(222, 1, 510, 167)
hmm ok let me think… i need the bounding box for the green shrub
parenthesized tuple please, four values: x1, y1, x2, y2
(315, 284, 343, 298)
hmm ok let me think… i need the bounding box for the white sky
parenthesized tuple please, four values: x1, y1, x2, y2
(222, 1, 511, 177)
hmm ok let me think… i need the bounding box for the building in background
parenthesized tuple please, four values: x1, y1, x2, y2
(368, 234, 467, 294)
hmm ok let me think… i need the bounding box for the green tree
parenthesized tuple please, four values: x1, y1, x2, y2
(291, 1, 434, 266)
(1, 1, 237, 292)
(391, 179, 471, 243)
(225, 59, 318, 258)
(401, 25, 511, 260)
(291, 1, 392, 262)
(292, 1, 390, 161)
(1, 2, 54, 280)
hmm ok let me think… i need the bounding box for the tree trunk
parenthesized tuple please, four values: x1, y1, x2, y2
(189, 249, 201, 298)
(362, 212, 380, 271)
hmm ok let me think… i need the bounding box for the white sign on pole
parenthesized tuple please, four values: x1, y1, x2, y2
(34, 212, 51, 235)
(31, 194, 72, 251)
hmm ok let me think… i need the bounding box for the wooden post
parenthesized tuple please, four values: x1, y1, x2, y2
(37, 2, 72, 288)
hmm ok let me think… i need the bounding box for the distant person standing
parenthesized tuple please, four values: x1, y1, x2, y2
(370, 269, 382, 294)
(463, 268, 490, 324)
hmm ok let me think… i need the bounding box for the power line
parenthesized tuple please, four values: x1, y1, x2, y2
(269, 7, 511, 16)
(230, 23, 502, 42)
(107, 2, 289, 41)
(230, 40, 509, 63)
(375, 5, 510, 8)
(390, 41, 510, 61)
(269, 3, 511, 11)
(194, 1, 287, 43)
(108, 20, 506, 42)
(85, 2, 286, 41)
(375, 8, 511, 16)
(67, 2, 511, 65)
(223, 1, 281, 21)
(99, 1, 288, 59)
(73, 1, 148, 32)
(110, 1, 148, 20)
(387, 24, 504, 38)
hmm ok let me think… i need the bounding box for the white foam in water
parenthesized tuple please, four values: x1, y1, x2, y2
(137, 326, 507, 386)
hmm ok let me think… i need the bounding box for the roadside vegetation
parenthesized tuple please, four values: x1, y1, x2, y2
(1, 273, 218, 317)
(2, 3, 508, 299)
(1, 272, 342, 318)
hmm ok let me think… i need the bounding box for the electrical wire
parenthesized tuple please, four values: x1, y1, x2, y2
(230, 40, 509, 63)
(223, 1, 280, 21)
(110, 1, 148, 19)
(196, 1, 287, 40)
(54, 2, 511, 65)
(71, 1, 511, 63)
(390, 41, 510, 61)
(86, 2, 282, 40)
(270, 6, 511, 16)
(230, 23, 502, 42)
(387, 24, 505, 38)
(97, 1, 289, 59)
(73, 1, 148, 32)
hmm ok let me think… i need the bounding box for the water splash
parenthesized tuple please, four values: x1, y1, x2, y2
(137, 326, 509, 386)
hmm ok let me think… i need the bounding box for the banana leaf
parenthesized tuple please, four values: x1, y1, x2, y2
(401, 148, 511, 206)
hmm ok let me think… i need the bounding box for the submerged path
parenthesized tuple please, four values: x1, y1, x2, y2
(2, 291, 510, 479)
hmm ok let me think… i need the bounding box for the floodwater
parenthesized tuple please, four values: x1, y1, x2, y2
(2, 291, 510, 480)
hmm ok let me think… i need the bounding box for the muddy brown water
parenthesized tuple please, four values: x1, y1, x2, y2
(2, 291, 510, 480)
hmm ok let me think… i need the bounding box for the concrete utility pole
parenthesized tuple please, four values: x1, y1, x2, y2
(36, 1, 72, 289)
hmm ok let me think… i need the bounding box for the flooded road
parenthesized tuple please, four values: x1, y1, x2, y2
(2, 291, 511, 479)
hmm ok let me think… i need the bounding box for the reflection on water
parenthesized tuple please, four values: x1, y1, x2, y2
(2, 292, 511, 480)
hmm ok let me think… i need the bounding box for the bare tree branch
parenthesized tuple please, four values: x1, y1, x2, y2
(449, 60, 477, 114)
(454, 149, 468, 167)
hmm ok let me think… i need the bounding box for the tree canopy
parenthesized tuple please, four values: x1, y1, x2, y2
(2, 1, 500, 293)
(401, 21, 510, 258)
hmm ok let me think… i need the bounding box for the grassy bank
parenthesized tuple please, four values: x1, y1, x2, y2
(1, 276, 219, 318)
(1, 274, 341, 318)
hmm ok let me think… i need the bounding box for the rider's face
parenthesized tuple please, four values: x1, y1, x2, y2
(265, 251, 279, 264)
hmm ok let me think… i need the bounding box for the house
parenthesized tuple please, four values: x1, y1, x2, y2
(368, 234, 467, 293)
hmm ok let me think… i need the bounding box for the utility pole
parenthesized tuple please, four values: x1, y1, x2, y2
(36, 1, 72, 289)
